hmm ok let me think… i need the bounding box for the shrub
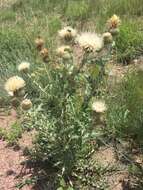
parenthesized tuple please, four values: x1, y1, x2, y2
(26, 28, 113, 188)
(106, 70, 143, 145)
(4, 17, 117, 187)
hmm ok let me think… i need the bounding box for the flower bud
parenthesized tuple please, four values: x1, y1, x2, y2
(109, 28, 120, 36)
(35, 36, 44, 51)
(103, 32, 113, 44)
(40, 48, 49, 62)
(21, 99, 32, 111)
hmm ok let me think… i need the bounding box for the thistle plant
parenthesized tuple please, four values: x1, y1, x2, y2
(4, 15, 120, 187)
(4, 61, 32, 111)
(107, 14, 121, 35)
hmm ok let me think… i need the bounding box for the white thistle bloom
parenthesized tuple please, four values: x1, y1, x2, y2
(18, 61, 30, 72)
(5, 76, 25, 96)
(76, 32, 104, 52)
(92, 100, 107, 113)
(58, 26, 77, 41)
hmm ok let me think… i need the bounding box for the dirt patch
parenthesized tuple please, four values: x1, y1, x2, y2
(0, 140, 33, 190)
(0, 109, 36, 190)
(107, 172, 129, 190)
(92, 146, 131, 190)
(19, 130, 36, 148)
(107, 56, 143, 87)
(0, 109, 17, 130)
(94, 147, 116, 167)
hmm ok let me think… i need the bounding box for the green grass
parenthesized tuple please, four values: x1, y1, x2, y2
(116, 19, 143, 63)
(0, 26, 37, 80)
(65, 1, 90, 20)
(106, 71, 143, 145)
(0, 122, 22, 145)
(0, 0, 143, 79)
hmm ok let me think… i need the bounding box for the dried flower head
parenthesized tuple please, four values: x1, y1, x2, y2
(58, 26, 77, 41)
(35, 36, 44, 50)
(103, 32, 113, 44)
(107, 14, 121, 29)
(40, 48, 49, 60)
(92, 100, 107, 113)
(56, 46, 71, 57)
(21, 99, 32, 110)
(18, 61, 30, 72)
(5, 76, 25, 96)
(76, 32, 104, 52)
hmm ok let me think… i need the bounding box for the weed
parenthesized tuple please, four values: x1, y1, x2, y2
(6, 122, 22, 145)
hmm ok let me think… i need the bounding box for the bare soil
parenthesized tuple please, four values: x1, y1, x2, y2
(0, 109, 35, 190)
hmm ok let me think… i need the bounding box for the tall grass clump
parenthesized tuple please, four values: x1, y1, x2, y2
(115, 20, 143, 63)
(0, 28, 34, 78)
(107, 70, 143, 145)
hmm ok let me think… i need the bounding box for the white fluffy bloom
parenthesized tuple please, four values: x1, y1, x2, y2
(58, 26, 77, 40)
(5, 76, 25, 96)
(18, 62, 30, 72)
(92, 100, 107, 113)
(76, 32, 104, 52)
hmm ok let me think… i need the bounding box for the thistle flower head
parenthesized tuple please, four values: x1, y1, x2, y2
(107, 14, 121, 29)
(58, 26, 77, 41)
(21, 99, 32, 110)
(56, 45, 71, 57)
(76, 32, 104, 52)
(18, 61, 30, 72)
(35, 36, 44, 50)
(40, 48, 48, 58)
(103, 32, 113, 44)
(92, 100, 107, 113)
(5, 76, 25, 96)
